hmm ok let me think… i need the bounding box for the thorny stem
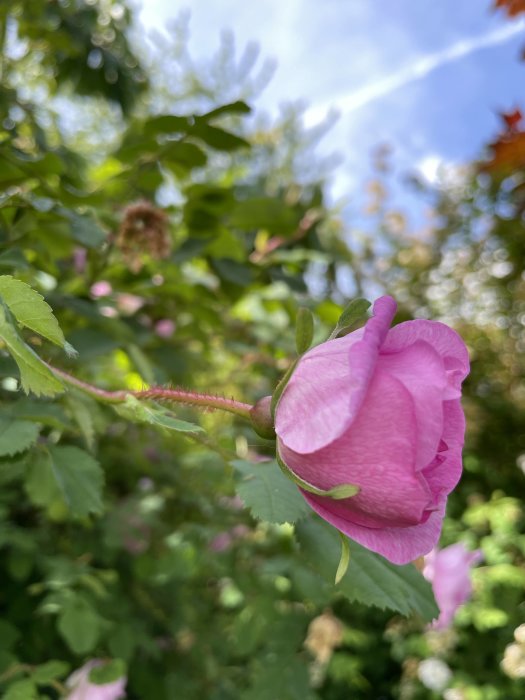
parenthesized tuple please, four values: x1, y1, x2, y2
(48, 365, 254, 421)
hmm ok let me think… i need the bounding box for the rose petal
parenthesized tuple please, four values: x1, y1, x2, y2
(279, 368, 432, 528)
(382, 320, 469, 400)
(424, 543, 483, 629)
(423, 400, 465, 500)
(379, 340, 447, 471)
(302, 496, 446, 565)
(276, 295, 397, 454)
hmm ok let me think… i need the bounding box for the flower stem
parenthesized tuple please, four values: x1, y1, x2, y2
(49, 365, 253, 420)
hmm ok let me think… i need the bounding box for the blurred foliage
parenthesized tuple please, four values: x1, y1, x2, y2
(0, 1, 523, 699)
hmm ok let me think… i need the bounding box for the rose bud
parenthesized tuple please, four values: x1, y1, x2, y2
(275, 295, 469, 565)
(423, 542, 482, 629)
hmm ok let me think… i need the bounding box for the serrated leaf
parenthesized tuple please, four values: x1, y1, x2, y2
(329, 298, 371, 340)
(57, 596, 101, 654)
(48, 445, 104, 517)
(26, 446, 104, 517)
(0, 275, 66, 348)
(0, 416, 40, 457)
(65, 394, 96, 449)
(25, 450, 62, 509)
(295, 307, 314, 355)
(295, 519, 439, 621)
(114, 395, 204, 434)
(233, 459, 311, 524)
(0, 303, 64, 396)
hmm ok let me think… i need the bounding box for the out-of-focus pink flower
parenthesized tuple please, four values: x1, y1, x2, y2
(100, 306, 118, 318)
(423, 542, 482, 629)
(155, 319, 175, 338)
(276, 296, 469, 565)
(218, 495, 244, 511)
(74, 248, 87, 274)
(230, 524, 250, 539)
(116, 293, 145, 315)
(209, 532, 233, 552)
(66, 660, 126, 700)
(90, 281, 112, 298)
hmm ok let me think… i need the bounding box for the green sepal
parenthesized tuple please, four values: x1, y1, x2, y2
(295, 307, 314, 355)
(276, 450, 360, 500)
(329, 298, 371, 340)
(270, 358, 298, 419)
(335, 533, 351, 584)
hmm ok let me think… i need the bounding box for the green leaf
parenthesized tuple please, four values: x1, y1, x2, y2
(329, 298, 371, 339)
(25, 450, 62, 510)
(89, 659, 126, 685)
(191, 122, 250, 151)
(57, 596, 101, 654)
(142, 114, 191, 136)
(162, 141, 208, 170)
(295, 307, 314, 354)
(65, 394, 96, 449)
(295, 519, 439, 621)
(114, 395, 204, 434)
(0, 275, 67, 348)
(243, 655, 317, 700)
(10, 399, 72, 430)
(67, 212, 107, 249)
(49, 445, 104, 517)
(0, 416, 40, 457)
(230, 197, 299, 236)
(0, 303, 64, 396)
(26, 446, 104, 517)
(201, 101, 251, 119)
(233, 459, 311, 524)
(31, 660, 70, 685)
(3, 679, 38, 700)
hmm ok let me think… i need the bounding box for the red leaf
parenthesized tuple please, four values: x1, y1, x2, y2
(494, 0, 525, 17)
(502, 109, 523, 132)
(481, 130, 525, 174)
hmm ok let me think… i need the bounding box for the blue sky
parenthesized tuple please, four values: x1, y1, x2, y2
(136, 1, 525, 218)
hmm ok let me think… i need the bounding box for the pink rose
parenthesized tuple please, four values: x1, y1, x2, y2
(423, 543, 482, 629)
(154, 319, 176, 338)
(276, 296, 469, 565)
(90, 281, 112, 298)
(66, 660, 126, 700)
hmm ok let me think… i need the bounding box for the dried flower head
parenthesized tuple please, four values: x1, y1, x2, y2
(116, 201, 171, 272)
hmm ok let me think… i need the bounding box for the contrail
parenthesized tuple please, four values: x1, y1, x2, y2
(306, 20, 525, 121)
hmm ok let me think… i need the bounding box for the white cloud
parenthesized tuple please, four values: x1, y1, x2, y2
(305, 20, 525, 124)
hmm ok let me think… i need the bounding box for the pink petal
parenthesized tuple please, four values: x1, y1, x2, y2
(424, 543, 483, 629)
(378, 340, 447, 471)
(276, 295, 397, 454)
(382, 319, 469, 400)
(423, 400, 465, 500)
(279, 368, 432, 528)
(303, 495, 446, 565)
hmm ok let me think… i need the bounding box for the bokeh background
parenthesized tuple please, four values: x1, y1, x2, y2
(0, 1, 524, 698)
